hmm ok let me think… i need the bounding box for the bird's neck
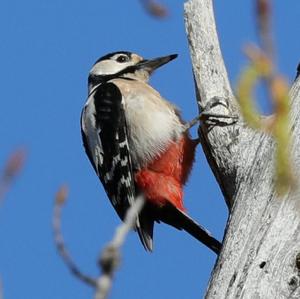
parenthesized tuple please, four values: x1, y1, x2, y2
(122, 69, 150, 82)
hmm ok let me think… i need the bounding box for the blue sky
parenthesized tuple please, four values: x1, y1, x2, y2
(0, 1, 299, 298)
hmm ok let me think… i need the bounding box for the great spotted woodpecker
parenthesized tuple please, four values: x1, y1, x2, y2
(81, 51, 222, 254)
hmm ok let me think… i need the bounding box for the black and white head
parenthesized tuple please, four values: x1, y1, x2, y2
(88, 51, 177, 92)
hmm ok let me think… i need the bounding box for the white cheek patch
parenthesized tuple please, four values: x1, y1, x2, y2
(91, 60, 133, 76)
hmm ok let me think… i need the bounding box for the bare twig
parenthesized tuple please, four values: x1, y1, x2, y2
(0, 149, 26, 202)
(0, 149, 26, 299)
(256, 0, 274, 60)
(139, 0, 168, 18)
(53, 185, 145, 299)
(53, 186, 97, 287)
(95, 194, 145, 299)
(235, 1, 293, 194)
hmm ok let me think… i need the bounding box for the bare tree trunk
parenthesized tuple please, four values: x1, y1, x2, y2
(184, 0, 300, 298)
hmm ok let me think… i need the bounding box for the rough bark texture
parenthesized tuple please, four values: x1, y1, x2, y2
(184, 0, 300, 298)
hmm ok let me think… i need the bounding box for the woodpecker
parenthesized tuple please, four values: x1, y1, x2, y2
(81, 51, 222, 254)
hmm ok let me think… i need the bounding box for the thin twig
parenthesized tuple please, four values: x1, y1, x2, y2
(255, 0, 293, 193)
(53, 185, 145, 299)
(256, 0, 274, 60)
(0, 149, 26, 299)
(236, 1, 293, 194)
(53, 186, 97, 287)
(95, 194, 145, 299)
(140, 0, 168, 18)
(0, 149, 26, 202)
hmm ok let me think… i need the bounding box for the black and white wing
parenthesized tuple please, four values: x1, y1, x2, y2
(81, 82, 153, 250)
(81, 82, 135, 219)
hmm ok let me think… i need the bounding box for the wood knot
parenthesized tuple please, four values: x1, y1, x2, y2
(259, 261, 266, 269)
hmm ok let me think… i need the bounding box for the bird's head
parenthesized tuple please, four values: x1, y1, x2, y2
(88, 51, 177, 91)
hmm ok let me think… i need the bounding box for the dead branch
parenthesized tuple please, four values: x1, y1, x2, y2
(94, 194, 145, 299)
(184, 0, 300, 298)
(53, 185, 145, 299)
(53, 186, 97, 287)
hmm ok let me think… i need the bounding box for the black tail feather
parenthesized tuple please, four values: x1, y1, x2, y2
(159, 204, 222, 254)
(136, 209, 154, 251)
(179, 211, 221, 254)
(136, 203, 222, 254)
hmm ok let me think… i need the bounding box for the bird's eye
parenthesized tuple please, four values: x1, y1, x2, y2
(116, 55, 129, 63)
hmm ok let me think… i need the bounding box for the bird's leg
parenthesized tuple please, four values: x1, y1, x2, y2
(182, 96, 239, 132)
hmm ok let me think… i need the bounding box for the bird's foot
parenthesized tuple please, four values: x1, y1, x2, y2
(183, 97, 239, 131)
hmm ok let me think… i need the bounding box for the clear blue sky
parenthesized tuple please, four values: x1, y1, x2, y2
(0, 1, 299, 298)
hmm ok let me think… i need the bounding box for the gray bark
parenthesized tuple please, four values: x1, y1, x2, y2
(184, 0, 300, 298)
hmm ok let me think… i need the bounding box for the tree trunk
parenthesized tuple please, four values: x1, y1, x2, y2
(184, 0, 300, 298)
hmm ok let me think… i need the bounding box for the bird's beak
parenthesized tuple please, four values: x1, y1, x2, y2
(136, 54, 178, 73)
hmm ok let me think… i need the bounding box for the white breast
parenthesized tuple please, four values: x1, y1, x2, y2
(81, 94, 104, 174)
(112, 79, 184, 169)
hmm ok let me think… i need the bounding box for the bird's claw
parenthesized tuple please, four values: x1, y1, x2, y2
(183, 97, 239, 131)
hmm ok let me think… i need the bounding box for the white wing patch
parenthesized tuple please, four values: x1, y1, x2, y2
(81, 83, 136, 220)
